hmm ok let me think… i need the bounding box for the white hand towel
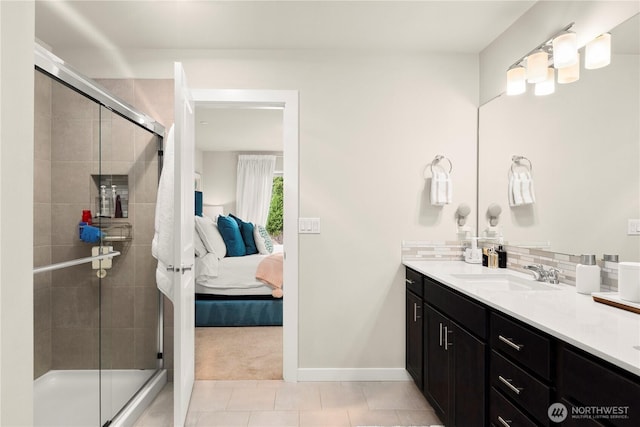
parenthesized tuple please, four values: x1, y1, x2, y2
(430, 174, 439, 205)
(152, 124, 175, 302)
(437, 172, 447, 204)
(508, 173, 516, 207)
(444, 172, 452, 204)
(512, 172, 524, 206)
(525, 171, 536, 203)
(520, 172, 534, 205)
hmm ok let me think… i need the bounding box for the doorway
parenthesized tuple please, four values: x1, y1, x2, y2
(191, 89, 299, 382)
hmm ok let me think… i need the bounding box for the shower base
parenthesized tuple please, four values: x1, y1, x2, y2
(34, 368, 166, 427)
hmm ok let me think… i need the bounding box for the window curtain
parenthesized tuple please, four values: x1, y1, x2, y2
(236, 155, 276, 226)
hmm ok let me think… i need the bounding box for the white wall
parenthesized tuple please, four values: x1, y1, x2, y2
(194, 147, 203, 174)
(0, 1, 34, 424)
(201, 151, 237, 215)
(56, 48, 478, 375)
(479, 0, 640, 104)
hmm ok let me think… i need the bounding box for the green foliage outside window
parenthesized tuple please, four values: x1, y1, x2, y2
(266, 176, 283, 242)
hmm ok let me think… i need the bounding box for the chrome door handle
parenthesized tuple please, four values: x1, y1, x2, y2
(439, 323, 443, 347)
(497, 415, 512, 427)
(498, 335, 523, 351)
(413, 303, 421, 322)
(405, 278, 415, 285)
(498, 375, 522, 395)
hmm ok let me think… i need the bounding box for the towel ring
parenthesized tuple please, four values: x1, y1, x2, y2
(511, 155, 532, 174)
(430, 155, 453, 174)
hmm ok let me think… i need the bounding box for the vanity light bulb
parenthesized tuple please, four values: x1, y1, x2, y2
(558, 53, 580, 84)
(506, 66, 526, 95)
(526, 50, 549, 83)
(585, 33, 611, 69)
(553, 32, 578, 68)
(534, 68, 555, 96)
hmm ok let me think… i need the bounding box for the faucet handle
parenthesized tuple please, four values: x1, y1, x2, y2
(546, 267, 560, 284)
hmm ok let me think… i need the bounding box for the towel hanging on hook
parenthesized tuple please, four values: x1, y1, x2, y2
(428, 155, 453, 206)
(509, 155, 535, 206)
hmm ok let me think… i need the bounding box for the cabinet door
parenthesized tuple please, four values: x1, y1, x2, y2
(426, 305, 450, 420)
(406, 290, 423, 389)
(452, 321, 487, 426)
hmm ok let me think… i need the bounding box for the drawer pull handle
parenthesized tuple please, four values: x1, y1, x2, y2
(497, 416, 512, 427)
(498, 335, 523, 351)
(405, 279, 415, 285)
(413, 303, 421, 322)
(498, 375, 522, 395)
(439, 323, 443, 347)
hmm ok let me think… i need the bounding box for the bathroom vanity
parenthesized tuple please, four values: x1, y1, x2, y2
(404, 261, 640, 427)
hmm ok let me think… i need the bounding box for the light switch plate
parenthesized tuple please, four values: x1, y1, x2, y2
(299, 217, 320, 234)
(628, 219, 640, 235)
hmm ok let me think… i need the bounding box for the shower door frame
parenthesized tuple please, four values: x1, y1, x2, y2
(33, 42, 167, 426)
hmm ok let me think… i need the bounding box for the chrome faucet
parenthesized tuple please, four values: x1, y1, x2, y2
(524, 264, 560, 284)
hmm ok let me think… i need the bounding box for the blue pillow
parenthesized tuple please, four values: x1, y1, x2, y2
(229, 214, 259, 255)
(216, 215, 246, 257)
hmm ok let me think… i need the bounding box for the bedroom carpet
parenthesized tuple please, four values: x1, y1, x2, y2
(195, 326, 283, 380)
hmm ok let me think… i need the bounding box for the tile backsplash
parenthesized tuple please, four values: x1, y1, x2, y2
(402, 241, 619, 292)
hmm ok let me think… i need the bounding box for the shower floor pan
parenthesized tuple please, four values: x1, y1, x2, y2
(34, 369, 165, 427)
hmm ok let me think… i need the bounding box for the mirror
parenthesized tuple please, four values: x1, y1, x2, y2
(478, 14, 640, 261)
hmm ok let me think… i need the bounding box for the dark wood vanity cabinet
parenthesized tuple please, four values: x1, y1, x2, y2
(405, 267, 640, 427)
(406, 271, 488, 427)
(405, 268, 424, 389)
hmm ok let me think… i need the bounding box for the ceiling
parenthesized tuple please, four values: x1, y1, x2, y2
(35, 1, 535, 53)
(35, 1, 537, 152)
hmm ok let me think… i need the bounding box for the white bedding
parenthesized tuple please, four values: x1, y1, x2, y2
(195, 245, 283, 296)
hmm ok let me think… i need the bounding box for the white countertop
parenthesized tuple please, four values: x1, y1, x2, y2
(403, 260, 640, 378)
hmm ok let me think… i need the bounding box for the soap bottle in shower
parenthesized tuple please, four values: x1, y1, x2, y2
(100, 185, 111, 217)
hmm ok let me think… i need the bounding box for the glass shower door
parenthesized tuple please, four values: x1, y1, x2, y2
(98, 104, 161, 424)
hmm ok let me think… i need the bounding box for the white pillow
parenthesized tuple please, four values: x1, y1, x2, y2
(253, 224, 274, 254)
(193, 224, 207, 257)
(195, 215, 227, 259)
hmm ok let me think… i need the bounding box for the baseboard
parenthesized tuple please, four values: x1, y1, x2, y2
(297, 368, 412, 382)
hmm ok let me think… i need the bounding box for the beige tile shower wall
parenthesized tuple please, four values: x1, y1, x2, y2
(33, 70, 53, 379)
(44, 77, 172, 373)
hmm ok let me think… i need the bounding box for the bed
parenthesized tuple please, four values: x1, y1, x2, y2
(194, 214, 284, 327)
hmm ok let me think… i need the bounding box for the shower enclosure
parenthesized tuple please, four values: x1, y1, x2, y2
(32, 45, 166, 426)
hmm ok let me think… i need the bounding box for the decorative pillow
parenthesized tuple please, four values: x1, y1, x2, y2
(193, 224, 207, 257)
(229, 214, 259, 255)
(217, 215, 247, 257)
(194, 215, 227, 259)
(253, 224, 274, 254)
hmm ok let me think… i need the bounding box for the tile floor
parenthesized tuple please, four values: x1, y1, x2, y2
(134, 380, 443, 427)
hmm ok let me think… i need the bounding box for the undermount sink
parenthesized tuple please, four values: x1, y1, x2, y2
(450, 273, 562, 291)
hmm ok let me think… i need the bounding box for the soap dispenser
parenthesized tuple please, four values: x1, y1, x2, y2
(464, 237, 482, 264)
(576, 254, 600, 294)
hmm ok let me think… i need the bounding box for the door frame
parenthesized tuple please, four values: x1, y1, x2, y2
(191, 89, 299, 381)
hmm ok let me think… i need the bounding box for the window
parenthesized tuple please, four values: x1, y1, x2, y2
(266, 176, 283, 243)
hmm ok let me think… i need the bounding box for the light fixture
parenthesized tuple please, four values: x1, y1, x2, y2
(552, 31, 578, 68)
(585, 33, 611, 69)
(558, 53, 580, 84)
(526, 50, 549, 83)
(535, 68, 555, 96)
(506, 66, 526, 96)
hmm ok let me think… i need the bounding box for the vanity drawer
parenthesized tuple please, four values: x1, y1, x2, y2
(424, 276, 487, 339)
(405, 268, 423, 298)
(489, 387, 537, 427)
(491, 350, 552, 425)
(490, 312, 551, 380)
